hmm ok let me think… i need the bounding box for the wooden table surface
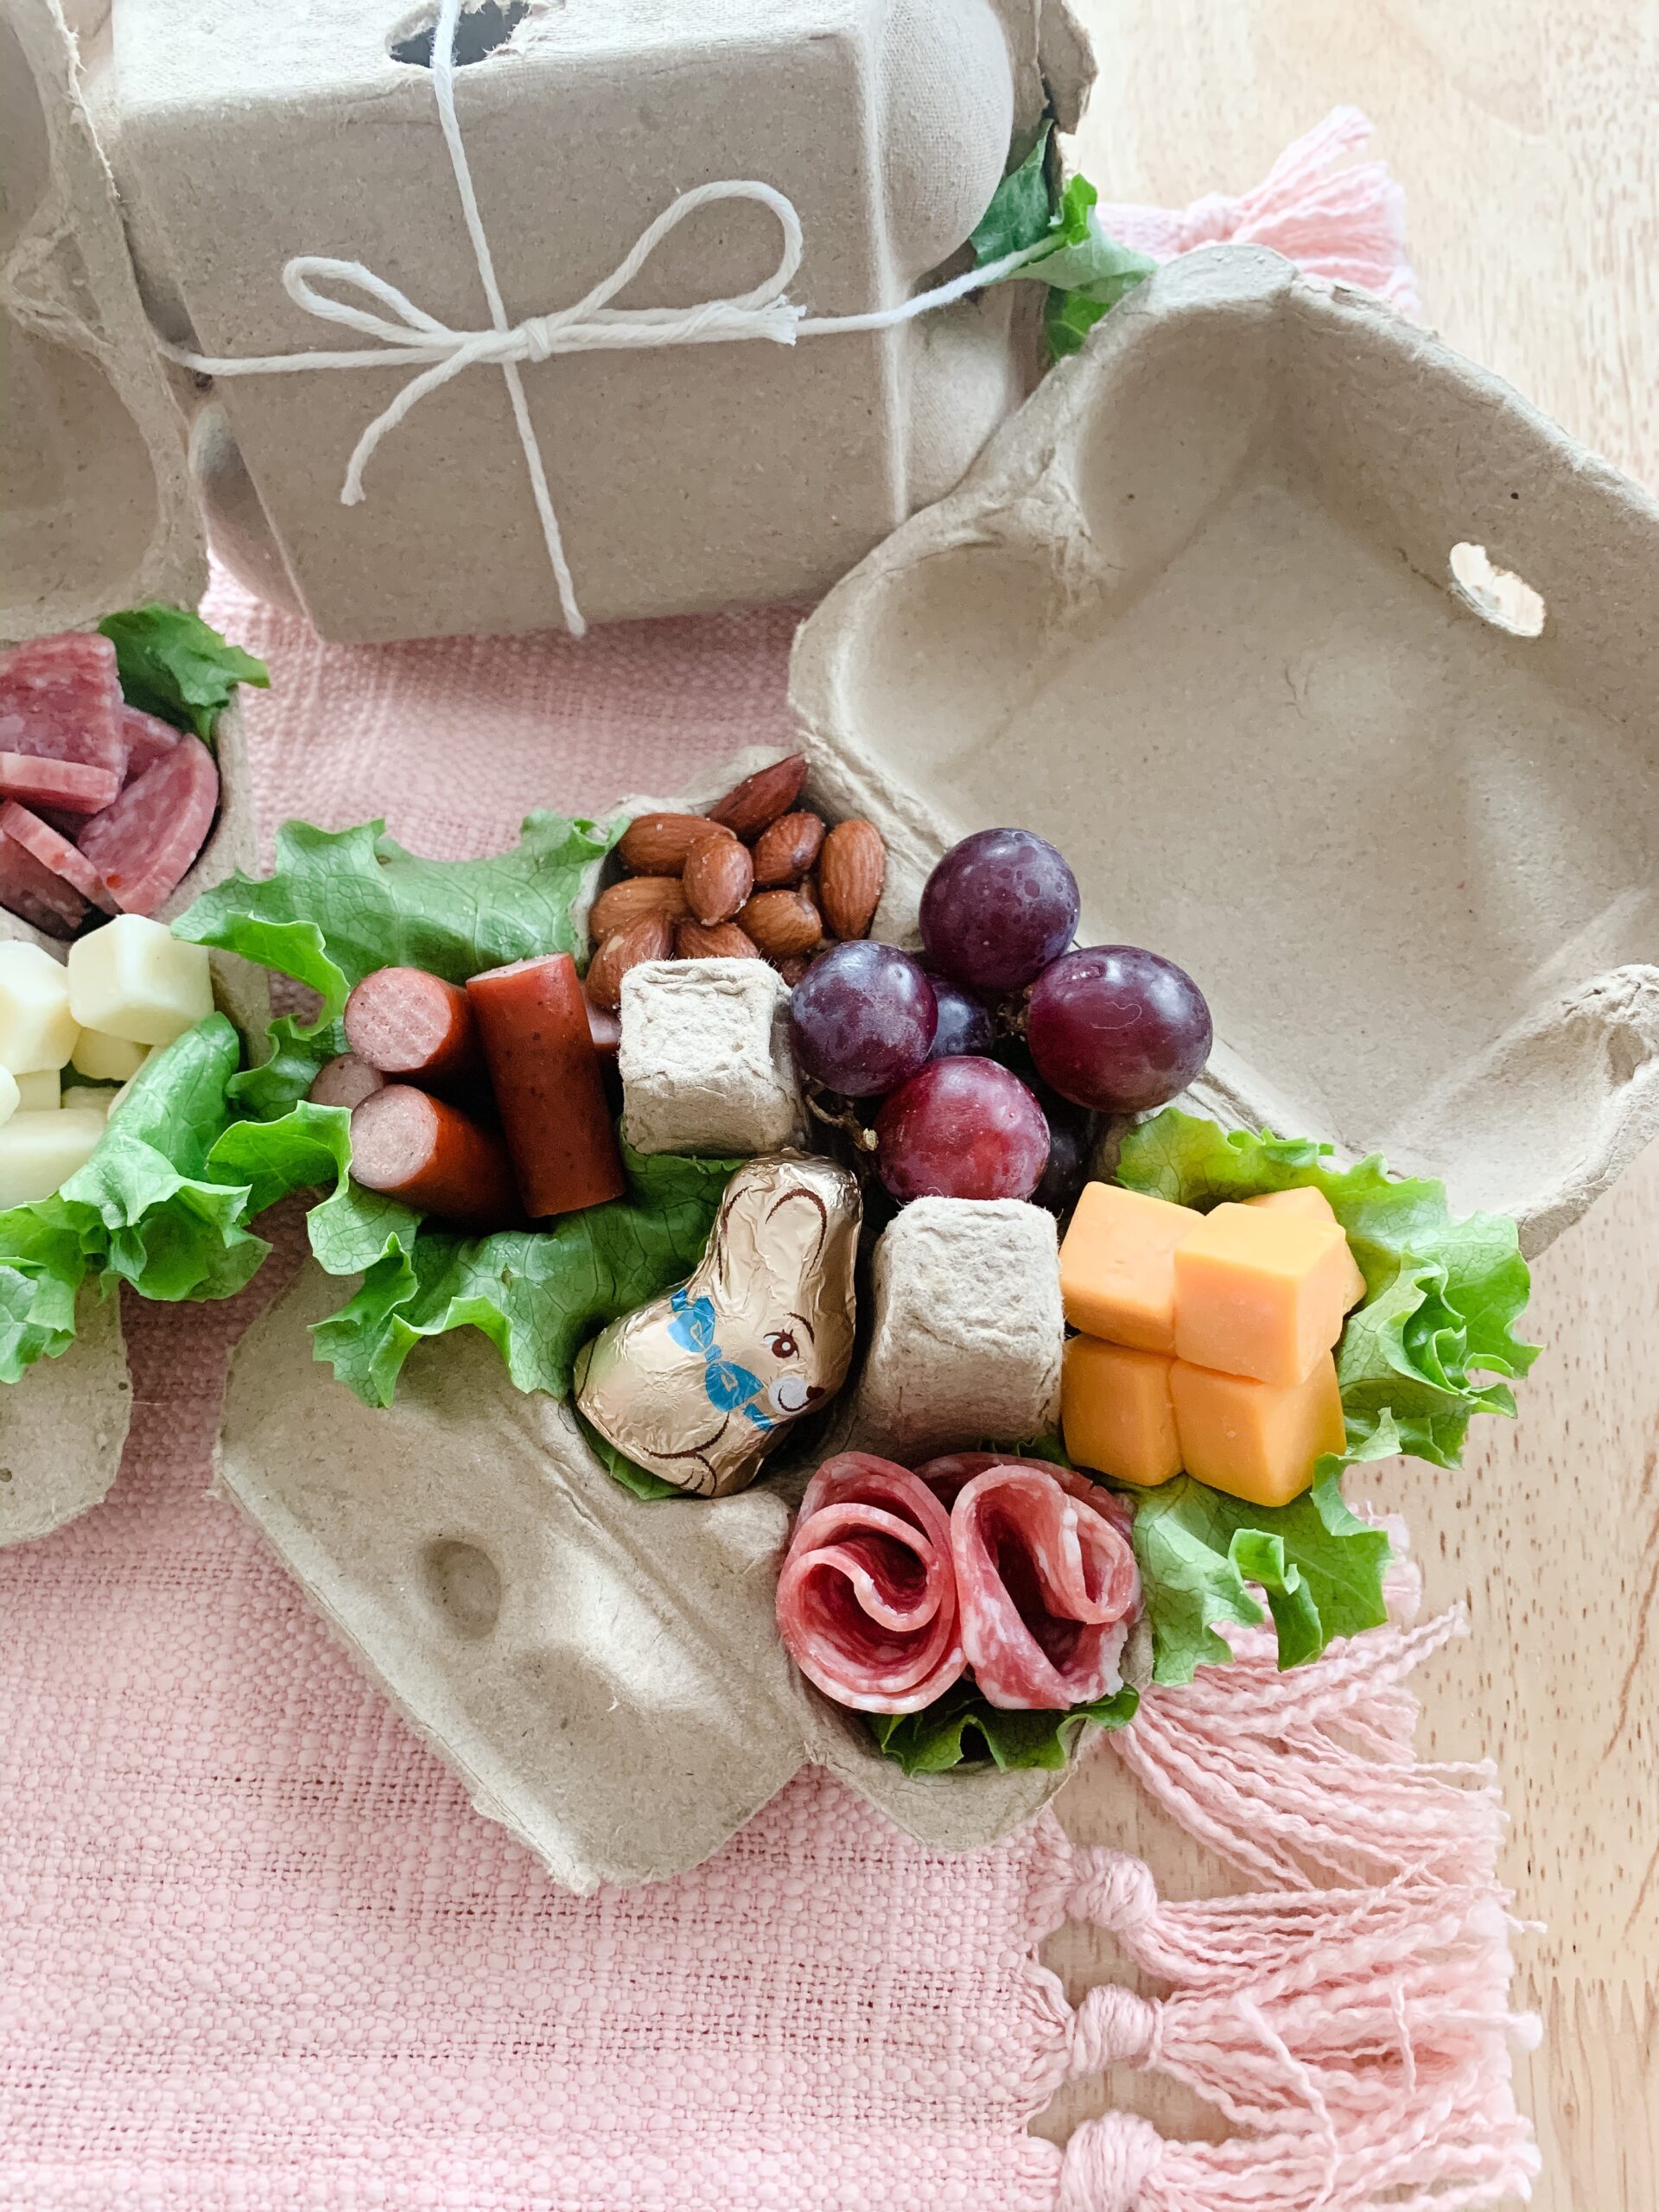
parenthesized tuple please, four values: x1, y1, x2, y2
(1044, 9, 1659, 2205)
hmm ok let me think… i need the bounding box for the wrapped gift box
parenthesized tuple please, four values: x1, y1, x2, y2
(92, 0, 1090, 640)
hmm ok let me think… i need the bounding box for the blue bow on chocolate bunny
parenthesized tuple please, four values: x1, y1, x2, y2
(669, 1287, 774, 1433)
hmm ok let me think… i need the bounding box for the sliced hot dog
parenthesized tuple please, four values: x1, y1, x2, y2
(0, 802, 117, 913)
(347, 1084, 520, 1230)
(308, 1052, 387, 1110)
(342, 967, 482, 1090)
(76, 734, 219, 916)
(0, 753, 120, 815)
(0, 633, 126, 782)
(467, 953, 626, 1217)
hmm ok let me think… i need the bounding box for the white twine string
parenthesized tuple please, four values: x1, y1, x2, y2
(162, 0, 1046, 637)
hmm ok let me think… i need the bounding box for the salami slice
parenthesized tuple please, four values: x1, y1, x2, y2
(75, 734, 219, 916)
(119, 706, 181, 783)
(916, 1451, 1135, 1541)
(778, 1452, 965, 1713)
(0, 633, 126, 779)
(950, 1464, 1141, 1711)
(0, 826, 88, 936)
(0, 803, 116, 914)
(0, 753, 121, 815)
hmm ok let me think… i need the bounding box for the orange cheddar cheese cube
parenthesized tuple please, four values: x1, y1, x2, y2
(1172, 1201, 1353, 1387)
(1062, 1336, 1182, 1488)
(1245, 1186, 1366, 1311)
(1169, 1353, 1345, 1508)
(1059, 1181, 1202, 1352)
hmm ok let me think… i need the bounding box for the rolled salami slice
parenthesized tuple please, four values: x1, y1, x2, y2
(118, 706, 181, 783)
(777, 1452, 965, 1713)
(0, 753, 120, 815)
(916, 1450, 1135, 1539)
(467, 954, 626, 1217)
(75, 734, 219, 916)
(0, 803, 116, 914)
(308, 1052, 387, 1110)
(0, 633, 126, 780)
(0, 827, 88, 935)
(348, 1084, 521, 1230)
(343, 968, 481, 1090)
(950, 1463, 1141, 1711)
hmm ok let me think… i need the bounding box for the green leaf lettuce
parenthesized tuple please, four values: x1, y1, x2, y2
(98, 603, 269, 745)
(970, 123, 1156, 361)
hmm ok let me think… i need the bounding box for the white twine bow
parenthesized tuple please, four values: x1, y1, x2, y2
(164, 0, 1044, 638)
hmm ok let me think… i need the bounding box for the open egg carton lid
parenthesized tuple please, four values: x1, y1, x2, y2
(791, 245, 1659, 1257)
(0, 0, 262, 1544)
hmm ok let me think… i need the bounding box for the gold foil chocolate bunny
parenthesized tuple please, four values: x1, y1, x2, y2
(575, 1153, 860, 1497)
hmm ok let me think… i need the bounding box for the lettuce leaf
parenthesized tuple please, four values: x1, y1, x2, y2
(306, 1137, 741, 1408)
(175, 812, 620, 1023)
(0, 1016, 352, 1380)
(97, 603, 269, 745)
(869, 1676, 1139, 1776)
(970, 124, 1155, 361)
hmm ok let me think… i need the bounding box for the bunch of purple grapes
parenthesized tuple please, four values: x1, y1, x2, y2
(788, 828, 1212, 1210)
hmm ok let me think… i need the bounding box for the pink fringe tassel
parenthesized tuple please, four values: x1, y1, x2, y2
(1022, 1545, 1540, 2208)
(1102, 107, 1421, 315)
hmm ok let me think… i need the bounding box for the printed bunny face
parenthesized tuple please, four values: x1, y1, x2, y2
(575, 1153, 861, 1497)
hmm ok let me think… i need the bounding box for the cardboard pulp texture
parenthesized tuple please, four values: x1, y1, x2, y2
(792, 249, 1659, 1257)
(219, 261, 1659, 1891)
(0, 0, 265, 1546)
(92, 0, 1091, 642)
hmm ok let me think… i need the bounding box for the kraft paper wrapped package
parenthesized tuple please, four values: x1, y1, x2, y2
(91, 0, 1091, 642)
(214, 254, 1659, 1890)
(0, 0, 264, 1543)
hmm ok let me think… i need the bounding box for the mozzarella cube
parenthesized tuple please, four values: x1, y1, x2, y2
(67, 916, 213, 1046)
(61, 1083, 118, 1116)
(0, 1107, 106, 1205)
(0, 1065, 17, 1128)
(13, 1069, 60, 1110)
(0, 942, 79, 1073)
(71, 1027, 150, 1082)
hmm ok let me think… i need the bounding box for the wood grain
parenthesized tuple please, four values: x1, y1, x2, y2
(1043, 11, 1659, 2204)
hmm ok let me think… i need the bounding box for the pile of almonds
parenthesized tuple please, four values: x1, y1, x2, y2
(586, 753, 888, 1010)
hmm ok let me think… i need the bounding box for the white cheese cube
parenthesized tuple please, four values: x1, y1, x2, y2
(105, 1052, 156, 1120)
(14, 1069, 60, 1110)
(67, 916, 213, 1046)
(0, 1108, 106, 1205)
(71, 1027, 150, 1082)
(0, 1065, 17, 1128)
(62, 1084, 118, 1116)
(0, 942, 79, 1073)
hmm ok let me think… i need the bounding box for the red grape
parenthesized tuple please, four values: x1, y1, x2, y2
(919, 828, 1079, 991)
(1027, 945, 1211, 1112)
(874, 1057, 1050, 1203)
(790, 941, 938, 1097)
(926, 977, 995, 1060)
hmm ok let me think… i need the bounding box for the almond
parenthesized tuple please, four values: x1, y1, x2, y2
(751, 809, 825, 888)
(585, 913, 674, 1012)
(818, 818, 886, 939)
(771, 952, 816, 988)
(676, 919, 761, 961)
(739, 885, 823, 959)
(590, 874, 689, 941)
(683, 828, 754, 925)
(708, 752, 808, 842)
(615, 811, 715, 875)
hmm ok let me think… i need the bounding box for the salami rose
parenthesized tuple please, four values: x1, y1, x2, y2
(950, 1463, 1141, 1710)
(777, 1452, 965, 1713)
(916, 1451, 1135, 1540)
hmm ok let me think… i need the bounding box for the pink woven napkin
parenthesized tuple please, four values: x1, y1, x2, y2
(1, 120, 1541, 2212)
